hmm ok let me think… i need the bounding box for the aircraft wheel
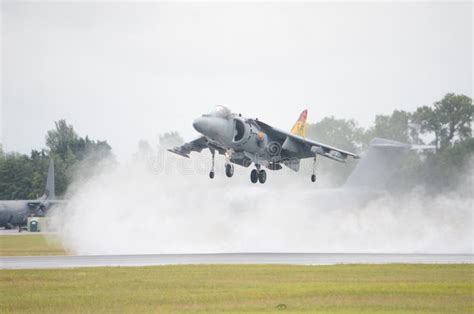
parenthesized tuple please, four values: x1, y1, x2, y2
(311, 174, 316, 182)
(258, 170, 267, 184)
(209, 171, 215, 179)
(250, 169, 259, 183)
(225, 164, 234, 178)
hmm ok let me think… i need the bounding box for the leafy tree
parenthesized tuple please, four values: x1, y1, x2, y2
(306, 117, 365, 186)
(45, 120, 112, 194)
(307, 117, 366, 151)
(0, 120, 113, 199)
(158, 132, 184, 149)
(133, 140, 155, 166)
(0, 153, 35, 199)
(436, 94, 472, 145)
(411, 106, 441, 147)
(366, 110, 421, 144)
(421, 138, 474, 192)
(137, 140, 153, 155)
(46, 120, 79, 161)
(412, 93, 473, 150)
(46, 120, 112, 164)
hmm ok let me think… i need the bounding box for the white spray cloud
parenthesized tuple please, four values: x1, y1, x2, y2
(49, 152, 473, 255)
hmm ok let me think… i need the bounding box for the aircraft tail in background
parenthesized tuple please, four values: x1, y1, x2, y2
(43, 159, 55, 200)
(343, 138, 434, 190)
(290, 109, 308, 138)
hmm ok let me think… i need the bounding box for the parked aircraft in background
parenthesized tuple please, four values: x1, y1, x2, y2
(0, 159, 61, 230)
(169, 106, 359, 183)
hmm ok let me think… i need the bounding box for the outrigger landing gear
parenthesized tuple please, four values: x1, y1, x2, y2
(311, 155, 317, 183)
(250, 164, 267, 184)
(209, 149, 215, 179)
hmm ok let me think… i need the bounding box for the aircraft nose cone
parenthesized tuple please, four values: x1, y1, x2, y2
(193, 117, 207, 134)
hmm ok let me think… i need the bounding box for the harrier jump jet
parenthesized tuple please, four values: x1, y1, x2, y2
(168, 106, 359, 183)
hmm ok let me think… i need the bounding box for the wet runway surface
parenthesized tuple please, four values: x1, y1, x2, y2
(1, 253, 472, 269)
(0, 230, 57, 236)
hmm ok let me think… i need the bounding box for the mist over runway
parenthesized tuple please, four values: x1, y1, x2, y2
(47, 151, 474, 256)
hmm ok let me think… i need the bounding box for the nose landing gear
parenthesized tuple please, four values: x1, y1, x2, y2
(224, 150, 234, 178)
(209, 149, 235, 179)
(225, 163, 234, 178)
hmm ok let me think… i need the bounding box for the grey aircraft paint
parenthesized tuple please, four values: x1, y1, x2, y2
(169, 106, 360, 183)
(0, 159, 58, 229)
(302, 137, 435, 208)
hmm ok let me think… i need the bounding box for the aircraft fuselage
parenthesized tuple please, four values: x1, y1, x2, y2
(193, 114, 283, 166)
(0, 201, 30, 228)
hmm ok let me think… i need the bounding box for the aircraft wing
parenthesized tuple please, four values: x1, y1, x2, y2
(168, 136, 208, 158)
(255, 120, 360, 162)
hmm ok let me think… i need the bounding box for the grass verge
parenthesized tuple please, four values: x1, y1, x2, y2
(0, 234, 66, 256)
(1, 264, 472, 313)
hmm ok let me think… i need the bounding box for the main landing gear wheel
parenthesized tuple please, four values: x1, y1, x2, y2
(225, 164, 234, 178)
(250, 169, 267, 184)
(250, 169, 259, 183)
(311, 174, 316, 182)
(209, 171, 215, 179)
(258, 170, 267, 184)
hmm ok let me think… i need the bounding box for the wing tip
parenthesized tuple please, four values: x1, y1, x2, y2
(167, 149, 190, 158)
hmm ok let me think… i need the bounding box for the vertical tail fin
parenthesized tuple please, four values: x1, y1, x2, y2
(290, 109, 308, 137)
(343, 138, 411, 189)
(44, 159, 55, 200)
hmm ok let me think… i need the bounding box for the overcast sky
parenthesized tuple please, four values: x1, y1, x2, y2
(1, 1, 472, 159)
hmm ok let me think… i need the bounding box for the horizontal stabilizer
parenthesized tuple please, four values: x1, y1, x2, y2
(369, 138, 411, 149)
(410, 144, 437, 151)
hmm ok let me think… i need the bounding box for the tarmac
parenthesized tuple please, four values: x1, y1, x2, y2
(1, 253, 472, 269)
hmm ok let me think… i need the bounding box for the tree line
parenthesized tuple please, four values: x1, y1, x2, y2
(0, 93, 472, 199)
(0, 120, 112, 199)
(305, 93, 473, 190)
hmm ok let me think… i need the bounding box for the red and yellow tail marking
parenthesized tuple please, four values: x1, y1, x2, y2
(290, 109, 308, 137)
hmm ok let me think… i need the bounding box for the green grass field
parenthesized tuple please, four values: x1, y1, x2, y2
(1, 235, 472, 313)
(0, 234, 66, 256)
(1, 264, 473, 313)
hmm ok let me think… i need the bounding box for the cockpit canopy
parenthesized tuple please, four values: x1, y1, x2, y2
(203, 105, 232, 119)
